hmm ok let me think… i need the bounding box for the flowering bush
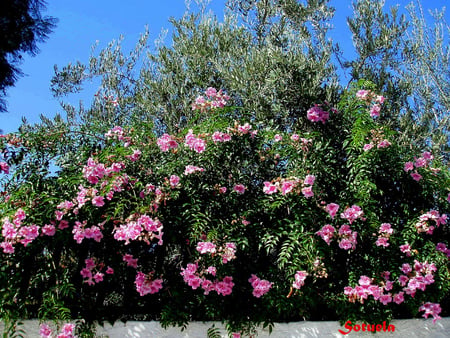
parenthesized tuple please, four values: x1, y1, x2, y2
(0, 82, 449, 336)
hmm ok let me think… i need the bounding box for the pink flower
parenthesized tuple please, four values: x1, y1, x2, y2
(205, 87, 217, 97)
(316, 224, 335, 245)
(263, 181, 278, 194)
(0, 161, 10, 174)
(301, 186, 313, 198)
(379, 293, 392, 305)
(400, 243, 411, 256)
(340, 205, 364, 224)
(419, 302, 442, 323)
(376, 95, 385, 104)
(370, 104, 381, 117)
(92, 195, 105, 207)
(356, 89, 369, 100)
(363, 143, 374, 151)
(169, 175, 180, 188)
(307, 105, 329, 124)
(291, 133, 300, 141)
(292, 270, 308, 289)
(281, 180, 295, 195)
(106, 267, 114, 274)
(414, 157, 427, 168)
(379, 223, 393, 234)
(375, 237, 389, 247)
(61, 323, 75, 335)
(249, 275, 273, 298)
(39, 323, 53, 338)
(411, 172, 422, 181)
(1, 241, 15, 254)
(404, 161, 414, 172)
(184, 165, 204, 175)
(325, 203, 340, 219)
(196, 241, 216, 254)
(42, 224, 56, 236)
(274, 134, 283, 142)
(304, 174, 315, 186)
(233, 184, 246, 194)
(377, 140, 391, 148)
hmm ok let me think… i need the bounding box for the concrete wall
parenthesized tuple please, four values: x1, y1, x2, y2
(1, 318, 449, 337)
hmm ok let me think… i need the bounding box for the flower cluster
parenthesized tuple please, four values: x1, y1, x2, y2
(436, 242, 450, 258)
(306, 104, 330, 124)
(316, 223, 358, 250)
(375, 223, 393, 247)
(340, 205, 365, 224)
(248, 274, 273, 298)
(1, 209, 40, 253)
(40, 322, 76, 338)
(211, 131, 232, 143)
(80, 258, 113, 285)
(344, 260, 437, 308)
(185, 130, 207, 153)
(113, 214, 163, 245)
(263, 174, 315, 198)
(135, 271, 163, 296)
(180, 262, 235, 296)
(72, 220, 103, 244)
(404, 151, 435, 182)
(184, 165, 205, 175)
(157, 133, 179, 152)
(419, 302, 442, 324)
(292, 270, 308, 290)
(355, 89, 385, 118)
(105, 126, 132, 146)
(0, 161, 9, 174)
(415, 210, 447, 234)
(191, 87, 230, 112)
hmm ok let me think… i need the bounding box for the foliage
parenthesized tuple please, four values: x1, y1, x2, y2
(0, 0, 57, 112)
(1, 1, 450, 337)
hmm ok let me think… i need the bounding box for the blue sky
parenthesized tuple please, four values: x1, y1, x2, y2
(1, 0, 448, 134)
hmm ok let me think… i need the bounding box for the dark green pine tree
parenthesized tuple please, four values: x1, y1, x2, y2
(0, 0, 57, 112)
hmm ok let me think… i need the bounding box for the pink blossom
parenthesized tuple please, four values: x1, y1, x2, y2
(356, 89, 369, 100)
(93, 272, 104, 283)
(281, 180, 295, 195)
(377, 140, 391, 148)
(106, 267, 114, 274)
(126, 149, 141, 162)
(379, 293, 392, 305)
(222, 242, 237, 263)
(376, 95, 385, 104)
(375, 237, 390, 247)
(414, 157, 427, 168)
(292, 270, 308, 289)
(363, 143, 374, 151)
(316, 224, 335, 245)
(135, 271, 163, 296)
(263, 181, 278, 194)
(340, 205, 364, 224)
(92, 195, 105, 207)
(274, 134, 283, 142)
(325, 203, 340, 219)
(184, 165, 204, 175)
(61, 323, 75, 335)
(123, 254, 138, 268)
(196, 241, 216, 254)
(237, 123, 252, 134)
(219, 186, 227, 194)
(379, 223, 393, 234)
(0, 161, 10, 174)
(301, 186, 314, 198)
(304, 174, 315, 186)
(400, 244, 412, 256)
(0, 241, 14, 254)
(370, 104, 381, 117)
(205, 87, 217, 97)
(169, 175, 180, 188)
(291, 133, 300, 141)
(307, 105, 329, 124)
(42, 224, 56, 236)
(419, 302, 442, 323)
(248, 274, 273, 298)
(157, 133, 178, 152)
(233, 184, 246, 194)
(39, 323, 53, 338)
(404, 161, 414, 172)
(410, 172, 422, 181)
(401, 263, 412, 274)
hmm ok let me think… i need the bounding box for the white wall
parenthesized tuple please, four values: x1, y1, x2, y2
(1, 318, 449, 337)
